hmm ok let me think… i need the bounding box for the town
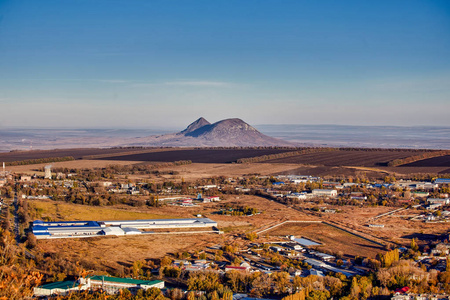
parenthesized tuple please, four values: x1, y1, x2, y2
(1, 153, 450, 300)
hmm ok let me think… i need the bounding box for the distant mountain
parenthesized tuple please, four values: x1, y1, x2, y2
(130, 118, 295, 147)
(180, 117, 211, 134)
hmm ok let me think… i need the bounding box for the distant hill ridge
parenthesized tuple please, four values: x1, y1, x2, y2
(130, 117, 295, 147)
(184, 118, 258, 138)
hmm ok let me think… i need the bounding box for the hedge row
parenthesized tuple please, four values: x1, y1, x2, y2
(5, 156, 75, 166)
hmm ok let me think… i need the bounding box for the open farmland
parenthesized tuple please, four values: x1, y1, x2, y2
(266, 222, 385, 259)
(381, 166, 450, 175)
(400, 155, 450, 167)
(263, 149, 429, 167)
(0, 148, 147, 162)
(98, 148, 294, 163)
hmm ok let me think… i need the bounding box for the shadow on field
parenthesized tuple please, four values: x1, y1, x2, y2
(355, 243, 386, 251)
(117, 261, 132, 269)
(402, 233, 443, 241)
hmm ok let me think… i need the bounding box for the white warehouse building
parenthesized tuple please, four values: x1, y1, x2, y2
(312, 189, 338, 197)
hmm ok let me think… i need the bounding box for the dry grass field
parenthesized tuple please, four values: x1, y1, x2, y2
(13, 159, 440, 182)
(118, 163, 315, 183)
(205, 195, 318, 233)
(152, 163, 400, 182)
(316, 205, 450, 247)
(266, 222, 385, 259)
(38, 232, 222, 274)
(29, 200, 177, 221)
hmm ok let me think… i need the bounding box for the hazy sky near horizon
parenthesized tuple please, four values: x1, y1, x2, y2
(1, 0, 449, 129)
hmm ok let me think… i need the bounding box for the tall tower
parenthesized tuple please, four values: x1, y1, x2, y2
(44, 165, 52, 179)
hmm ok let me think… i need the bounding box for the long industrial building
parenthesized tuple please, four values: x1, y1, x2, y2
(32, 218, 218, 239)
(34, 276, 164, 296)
(99, 218, 217, 228)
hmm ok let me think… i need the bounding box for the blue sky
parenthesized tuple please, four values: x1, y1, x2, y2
(0, 0, 449, 128)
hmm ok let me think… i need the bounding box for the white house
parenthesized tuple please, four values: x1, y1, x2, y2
(427, 198, 450, 205)
(312, 189, 338, 197)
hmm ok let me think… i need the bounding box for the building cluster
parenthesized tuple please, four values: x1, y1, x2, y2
(168, 195, 221, 207)
(167, 235, 359, 280)
(415, 242, 450, 273)
(262, 176, 450, 215)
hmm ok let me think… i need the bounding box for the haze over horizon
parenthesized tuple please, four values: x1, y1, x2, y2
(1, 1, 449, 129)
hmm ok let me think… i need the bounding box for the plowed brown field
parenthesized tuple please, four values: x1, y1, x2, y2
(400, 155, 450, 167)
(263, 150, 428, 167)
(0, 148, 146, 162)
(98, 149, 294, 163)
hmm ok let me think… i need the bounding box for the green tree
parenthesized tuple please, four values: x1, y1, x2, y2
(306, 290, 330, 300)
(131, 260, 144, 278)
(411, 238, 419, 252)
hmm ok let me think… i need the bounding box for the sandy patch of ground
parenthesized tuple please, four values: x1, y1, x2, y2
(155, 163, 303, 182)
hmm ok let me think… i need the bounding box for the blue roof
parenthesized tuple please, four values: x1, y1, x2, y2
(294, 238, 321, 246)
(435, 178, 450, 184)
(373, 183, 392, 188)
(32, 220, 100, 227)
(33, 232, 51, 236)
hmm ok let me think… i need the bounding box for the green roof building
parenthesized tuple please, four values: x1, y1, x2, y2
(34, 276, 165, 296)
(34, 281, 81, 296)
(86, 276, 165, 294)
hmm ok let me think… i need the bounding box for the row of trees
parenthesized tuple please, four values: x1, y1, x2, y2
(185, 270, 390, 300)
(6, 156, 75, 166)
(0, 203, 44, 299)
(218, 205, 258, 216)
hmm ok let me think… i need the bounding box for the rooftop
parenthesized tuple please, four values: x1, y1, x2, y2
(37, 280, 79, 290)
(89, 276, 163, 286)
